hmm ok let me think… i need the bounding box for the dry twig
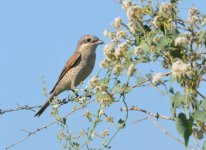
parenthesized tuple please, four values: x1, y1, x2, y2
(121, 106, 175, 121)
(0, 105, 42, 115)
(5, 100, 94, 150)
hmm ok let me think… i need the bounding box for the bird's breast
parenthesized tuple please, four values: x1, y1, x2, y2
(71, 51, 96, 88)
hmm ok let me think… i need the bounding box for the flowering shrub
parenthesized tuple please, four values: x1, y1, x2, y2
(54, 0, 206, 149)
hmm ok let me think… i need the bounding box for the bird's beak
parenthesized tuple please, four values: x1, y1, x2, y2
(96, 39, 104, 45)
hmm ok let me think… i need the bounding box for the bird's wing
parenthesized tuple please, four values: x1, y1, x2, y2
(50, 51, 81, 94)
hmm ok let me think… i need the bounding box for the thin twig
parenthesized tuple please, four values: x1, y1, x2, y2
(192, 132, 201, 150)
(132, 79, 150, 88)
(0, 95, 80, 116)
(148, 117, 194, 150)
(5, 121, 56, 150)
(0, 105, 42, 115)
(5, 100, 94, 150)
(104, 127, 121, 149)
(121, 106, 175, 121)
(196, 90, 206, 99)
(132, 117, 149, 124)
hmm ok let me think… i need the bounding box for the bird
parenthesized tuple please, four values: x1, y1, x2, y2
(34, 34, 104, 117)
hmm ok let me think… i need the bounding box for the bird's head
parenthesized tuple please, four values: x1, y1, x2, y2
(76, 34, 104, 52)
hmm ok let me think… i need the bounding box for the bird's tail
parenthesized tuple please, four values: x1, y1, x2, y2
(34, 93, 55, 117)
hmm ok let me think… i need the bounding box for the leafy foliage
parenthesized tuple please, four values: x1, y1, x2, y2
(51, 0, 206, 149)
(176, 113, 193, 146)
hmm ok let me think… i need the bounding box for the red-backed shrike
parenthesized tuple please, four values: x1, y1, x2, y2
(35, 35, 104, 117)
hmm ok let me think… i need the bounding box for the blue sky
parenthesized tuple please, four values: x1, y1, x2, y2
(1, 0, 206, 150)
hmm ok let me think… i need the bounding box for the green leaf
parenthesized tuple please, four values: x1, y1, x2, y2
(121, 83, 132, 94)
(118, 118, 124, 124)
(174, 92, 184, 106)
(201, 99, 206, 111)
(140, 41, 150, 52)
(176, 113, 193, 146)
(198, 31, 206, 44)
(170, 76, 176, 84)
(87, 116, 92, 122)
(194, 110, 206, 122)
(62, 117, 67, 125)
(170, 100, 176, 117)
(136, 76, 146, 84)
(171, 0, 179, 4)
(171, 92, 185, 108)
(202, 140, 206, 150)
(169, 87, 174, 94)
(159, 36, 172, 49)
(145, 73, 152, 80)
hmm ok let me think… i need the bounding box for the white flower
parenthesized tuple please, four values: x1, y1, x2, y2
(105, 116, 114, 123)
(127, 64, 136, 76)
(119, 42, 129, 50)
(96, 85, 107, 92)
(103, 30, 113, 38)
(152, 16, 161, 28)
(115, 43, 128, 58)
(83, 110, 92, 118)
(188, 7, 199, 25)
(134, 46, 142, 56)
(175, 37, 188, 46)
(201, 18, 206, 26)
(79, 129, 85, 137)
(116, 30, 127, 39)
(122, 1, 132, 11)
(113, 63, 123, 75)
(100, 59, 110, 68)
(183, 32, 191, 40)
(112, 17, 122, 29)
(78, 96, 87, 104)
(128, 22, 136, 34)
(188, 16, 198, 25)
(188, 7, 199, 16)
(159, 2, 172, 17)
(91, 132, 96, 138)
(152, 73, 165, 85)
(101, 129, 109, 137)
(127, 5, 142, 20)
(99, 109, 104, 115)
(58, 131, 65, 138)
(172, 60, 191, 78)
(96, 91, 113, 106)
(89, 76, 99, 88)
(103, 44, 114, 59)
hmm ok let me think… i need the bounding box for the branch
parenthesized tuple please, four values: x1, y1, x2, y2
(0, 105, 41, 115)
(192, 132, 201, 150)
(132, 79, 150, 88)
(132, 117, 148, 124)
(5, 120, 56, 150)
(0, 96, 78, 116)
(5, 99, 94, 150)
(132, 117, 194, 149)
(196, 90, 206, 99)
(147, 117, 194, 150)
(121, 106, 175, 121)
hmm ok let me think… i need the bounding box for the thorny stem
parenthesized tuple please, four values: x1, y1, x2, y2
(5, 100, 94, 150)
(121, 105, 175, 121)
(147, 117, 194, 150)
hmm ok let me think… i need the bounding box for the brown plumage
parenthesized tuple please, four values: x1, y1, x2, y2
(50, 51, 81, 94)
(34, 35, 103, 117)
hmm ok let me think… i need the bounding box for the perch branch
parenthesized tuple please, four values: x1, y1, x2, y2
(5, 99, 94, 150)
(0, 105, 42, 115)
(121, 105, 175, 121)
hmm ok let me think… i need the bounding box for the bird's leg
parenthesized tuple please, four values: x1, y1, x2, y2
(71, 89, 79, 98)
(59, 97, 68, 105)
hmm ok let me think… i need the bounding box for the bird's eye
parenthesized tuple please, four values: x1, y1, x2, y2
(86, 38, 91, 42)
